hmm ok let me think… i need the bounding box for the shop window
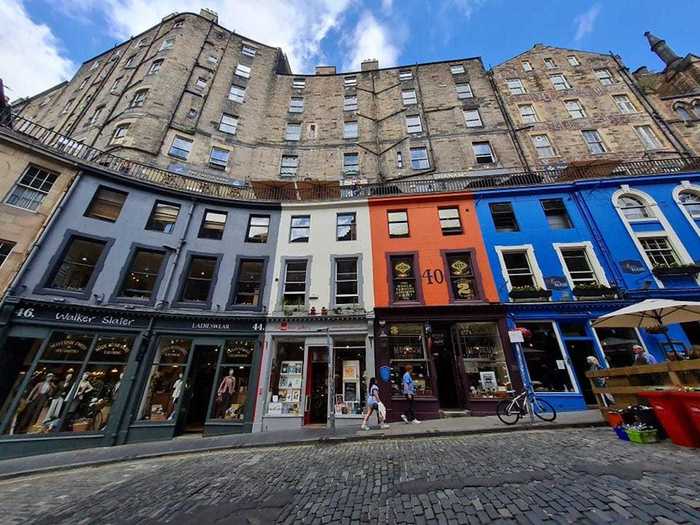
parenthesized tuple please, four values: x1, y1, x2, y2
(438, 207, 462, 235)
(245, 215, 270, 243)
(138, 337, 192, 421)
(502, 251, 536, 288)
(46, 237, 107, 292)
(640, 237, 681, 267)
(5, 165, 58, 211)
(336, 212, 357, 241)
(198, 210, 227, 239)
(5, 332, 133, 434)
(457, 322, 510, 399)
(145, 201, 180, 233)
(282, 260, 308, 306)
(541, 199, 572, 229)
(267, 342, 303, 416)
(386, 324, 432, 396)
(333, 341, 366, 416)
(84, 186, 128, 222)
(231, 259, 265, 306)
(117, 248, 166, 300)
(489, 202, 519, 231)
(211, 339, 255, 420)
(560, 247, 599, 286)
(179, 255, 217, 303)
(445, 252, 477, 300)
(289, 215, 310, 243)
(594, 327, 643, 368)
(334, 257, 359, 305)
(0, 240, 15, 269)
(387, 210, 409, 237)
(518, 322, 574, 392)
(390, 254, 419, 303)
(0, 338, 43, 426)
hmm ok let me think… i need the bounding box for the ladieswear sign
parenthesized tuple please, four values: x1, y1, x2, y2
(14, 306, 148, 329)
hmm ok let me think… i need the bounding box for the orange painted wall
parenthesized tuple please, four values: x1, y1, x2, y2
(369, 192, 499, 308)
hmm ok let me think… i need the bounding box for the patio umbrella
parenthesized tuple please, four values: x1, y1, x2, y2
(593, 299, 700, 358)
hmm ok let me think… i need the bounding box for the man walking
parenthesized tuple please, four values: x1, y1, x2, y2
(400, 365, 420, 424)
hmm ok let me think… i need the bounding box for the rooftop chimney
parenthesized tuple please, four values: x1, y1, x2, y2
(361, 59, 379, 72)
(644, 31, 681, 68)
(315, 65, 336, 75)
(200, 8, 219, 23)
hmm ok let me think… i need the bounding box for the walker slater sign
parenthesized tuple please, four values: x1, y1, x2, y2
(13, 305, 149, 329)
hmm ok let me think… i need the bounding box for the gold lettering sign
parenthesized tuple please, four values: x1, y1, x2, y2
(455, 279, 474, 298)
(394, 261, 412, 276)
(395, 281, 416, 301)
(450, 258, 470, 276)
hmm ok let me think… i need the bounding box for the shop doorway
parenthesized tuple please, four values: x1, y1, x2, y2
(432, 331, 460, 409)
(180, 345, 218, 433)
(306, 347, 328, 425)
(565, 340, 597, 405)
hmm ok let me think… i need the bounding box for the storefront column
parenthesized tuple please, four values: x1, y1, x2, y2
(252, 333, 273, 432)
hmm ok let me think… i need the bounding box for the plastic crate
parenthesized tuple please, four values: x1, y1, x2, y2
(625, 428, 659, 444)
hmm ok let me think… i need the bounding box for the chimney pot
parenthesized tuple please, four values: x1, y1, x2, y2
(361, 59, 379, 71)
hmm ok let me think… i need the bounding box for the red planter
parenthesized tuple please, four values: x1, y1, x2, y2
(640, 391, 700, 448)
(673, 392, 700, 439)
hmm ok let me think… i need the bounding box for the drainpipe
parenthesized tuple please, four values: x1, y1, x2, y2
(610, 53, 693, 158)
(157, 198, 196, 307)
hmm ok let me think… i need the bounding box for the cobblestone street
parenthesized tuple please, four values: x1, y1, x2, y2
(1, 427, 699, 525)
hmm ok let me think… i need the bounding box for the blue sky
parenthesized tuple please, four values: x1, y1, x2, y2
(1, 0, 696, 100)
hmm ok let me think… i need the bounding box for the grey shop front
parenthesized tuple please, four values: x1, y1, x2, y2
(0, 301, 265, 459)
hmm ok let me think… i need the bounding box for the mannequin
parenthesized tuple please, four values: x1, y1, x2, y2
(17, 373, 57, 433)
(215, 369, 236, 418)
(44, 372, 74, 427)
(168, 373, 184, 419)
(65, 372, 94, 427)
(113, 372, 124, 398)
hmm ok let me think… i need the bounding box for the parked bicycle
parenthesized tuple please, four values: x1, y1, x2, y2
(496, 389, 557, 425)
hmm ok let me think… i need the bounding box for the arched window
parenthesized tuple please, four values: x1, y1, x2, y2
(618, 195, 654, 220)
(678, 190, 700, 219)
(674, 104, 691, 121)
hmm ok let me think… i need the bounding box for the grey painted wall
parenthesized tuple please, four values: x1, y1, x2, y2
(17, 172, 282, 313)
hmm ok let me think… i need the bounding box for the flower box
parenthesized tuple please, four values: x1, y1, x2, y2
(652, 264, 700, 277)
(508, 288, 552, 300)
(572, 285, 618, 299)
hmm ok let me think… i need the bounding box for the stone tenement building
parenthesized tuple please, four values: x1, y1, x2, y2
(11, 10, 700, 188)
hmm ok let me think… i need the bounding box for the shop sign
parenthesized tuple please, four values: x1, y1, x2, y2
(156, 318, 265, 332)
(14, 306, 147, 328)
(619, 260, 646, 274)
(544, 276, 569, 290)
(48, 338, 89, 356)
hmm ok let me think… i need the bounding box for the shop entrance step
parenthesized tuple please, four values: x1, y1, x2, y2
(439, 409, 471, 418)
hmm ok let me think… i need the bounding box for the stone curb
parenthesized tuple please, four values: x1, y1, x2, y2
(0, 420, 606, 481)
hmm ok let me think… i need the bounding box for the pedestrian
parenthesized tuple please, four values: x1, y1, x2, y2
(587, 356, 614, 406)
(632, 344, 656, 365)
(361, 377, 389, 431)
(400, 365, 420, 424)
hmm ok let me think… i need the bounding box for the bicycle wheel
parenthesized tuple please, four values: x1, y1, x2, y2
(531, 398, 556, 422)
(496, 399, 520, 425)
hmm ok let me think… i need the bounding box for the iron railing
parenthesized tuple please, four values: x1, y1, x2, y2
(1, 112, 699, 202)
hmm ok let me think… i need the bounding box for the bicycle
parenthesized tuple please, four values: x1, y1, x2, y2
(496, 389, 557, 425)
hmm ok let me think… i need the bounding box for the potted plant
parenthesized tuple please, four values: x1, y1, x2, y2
(508, 286, 552, 300)
(652, 263, 700, 277)
(572, 283, 618, 299)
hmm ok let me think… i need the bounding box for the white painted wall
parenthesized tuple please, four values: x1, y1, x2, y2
(269, 199, 374, 313)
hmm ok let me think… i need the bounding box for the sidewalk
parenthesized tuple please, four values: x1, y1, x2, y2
(0, 410, 604, 480)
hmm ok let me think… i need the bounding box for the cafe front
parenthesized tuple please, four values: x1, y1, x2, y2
(373, 305, 522, 421)
(0, 299, 266, 459)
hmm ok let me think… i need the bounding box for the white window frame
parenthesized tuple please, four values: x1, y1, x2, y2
(401, 89, 417, 106)
(550, 74, 570, 91)
(531, 134, 556, 158)
(285, 123, 301, 141)
(209, 147, 230, 170)
(229, 84, 245, 103)
(235, 63, 251, 79)
(292, 78, 306, 89)
(219, 114, 239, 135)
(399, 70, 413, 81)
(463, 109, 483, 128)
(450, 64, 465, 75)
(595, 69, 613, 86)
(455, 82, 473, 99)
(410, 147, 429, 170)
(673, 182, 700, 236)
(506, 79, 525, 95)
(494, 244, 546, 292)
(280, 155, 299, 177)
(405, 115, 423, 134)
(567, 55, 580, 66)
(543, 57, 556, 69)
(168, 136, 193, 160)
(343, 121, 358, 139)
(241, 44, 257, 58)
(521, 61, 532, 72)
(289, 97, 304, 113)
(634, 125, 662, 150)
(89, 61, 100, 71)
(148, 60, 163, 75)
(343, 152, 359, 176)
(472, 142, 495, 164)
(519, 104, 538, 124)
(344, 76, 357, 87)
(582, 130, 606, 154)
(613, 94, 636, 114)
(553, 242, 610, 289)
(159, 38, 175, 51)
(565, 99, 586, 119)
(344, 95, 358, 111)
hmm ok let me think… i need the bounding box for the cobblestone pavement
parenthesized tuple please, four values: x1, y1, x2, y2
(1, 427, 699, 525)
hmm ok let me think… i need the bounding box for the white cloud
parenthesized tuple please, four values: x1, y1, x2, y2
(61, 0, 353, 73)
(573, 3, 601, 42)
(380, 0, 393, 12)
(0, 0, 75, 101)
(342, 11, 401, 71)
(440, 0, 485, 19)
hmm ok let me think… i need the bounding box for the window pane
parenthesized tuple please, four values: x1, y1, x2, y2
(246, 215, 270, 243)
(146, 202, 180, 233)
(49, 238, 106, 291)
(181, 257, 217, 302)
(446, 253, 476, 300)
(519, 322, 574, 392)
(199, 210, 227, 239)
(234, 260, 264, 305)
(458, 322, 510, 398)
(119, 249, 165, 299)
(337, 213, 356, 241)
(267, 343, 303, 415)
(391, 256, 417, 302)
(84, 187, 127, 222)
(138, 338, 192, 421)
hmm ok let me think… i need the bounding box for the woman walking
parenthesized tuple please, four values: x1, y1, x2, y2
(361, 377, 389, 430)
